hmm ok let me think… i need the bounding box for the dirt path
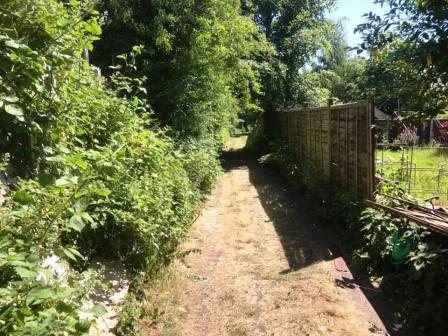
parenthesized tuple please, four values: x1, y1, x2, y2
(146, 137, 390, 336)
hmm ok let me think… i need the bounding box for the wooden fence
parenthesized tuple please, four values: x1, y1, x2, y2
(279, 99, 375, 200)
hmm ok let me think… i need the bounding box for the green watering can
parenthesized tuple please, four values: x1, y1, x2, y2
(391, 232, 413, 266)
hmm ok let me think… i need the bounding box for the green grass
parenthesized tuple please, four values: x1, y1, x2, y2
(378, 147, 448, 168)
(377, 147, 448, 203)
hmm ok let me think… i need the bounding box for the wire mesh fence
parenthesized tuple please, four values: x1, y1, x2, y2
(376, 144, 448, 204)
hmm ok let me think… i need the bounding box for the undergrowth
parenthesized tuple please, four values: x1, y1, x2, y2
(260, 141, 448, 336)
(0, 1, 221, 334)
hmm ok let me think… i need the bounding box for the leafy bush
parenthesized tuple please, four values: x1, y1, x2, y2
(351, 186, 448, 335)
(261, 143, 448, 334)
(246, 116, 268, 151)
(182, 140, 222, 195)
(0, 1, 224, 334)
(259, 144, 302, 189)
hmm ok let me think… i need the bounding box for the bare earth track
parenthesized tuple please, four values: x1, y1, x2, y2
(145, 137, 390, 336)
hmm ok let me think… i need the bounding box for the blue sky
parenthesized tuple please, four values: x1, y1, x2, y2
(328, 0, 389, 48)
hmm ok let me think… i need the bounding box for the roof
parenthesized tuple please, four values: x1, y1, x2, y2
(375, 107, 391, 120)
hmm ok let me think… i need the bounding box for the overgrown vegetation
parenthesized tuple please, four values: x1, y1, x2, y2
(92, 0, 269, 144)
(261, 142, 448, 335)
(0, 1, 225, 334)
(353, 183, 448, 335)
(2, 0, 448, 334)
(358, 0, 448, 118)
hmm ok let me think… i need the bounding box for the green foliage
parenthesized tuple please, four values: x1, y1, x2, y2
(345, 180, 448, 335)
(242, 0, 337, 110)
(353, 205, 448, 335)
(0, 168, 105, 335)
(0, 234, 106, 335)
(357, 0, 448, 118)
(93, 0, 269, 146)
(288, 71, 331, 107)
(308, 21, 368, 105)
(0, 1, 224, 334)
(182, 140, 222, 195)
(259, 144, 302, 189)
(318, 58, 367, 103)
(0, 0, 101, 172)
(246, 116, 268, 150)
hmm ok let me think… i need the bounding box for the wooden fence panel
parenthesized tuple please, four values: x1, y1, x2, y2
(279, 100, 375, 200)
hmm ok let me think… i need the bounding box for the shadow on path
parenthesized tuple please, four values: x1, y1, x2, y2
(221, 146, 395, 335)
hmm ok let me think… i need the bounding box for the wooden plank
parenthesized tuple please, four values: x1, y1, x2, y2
(365, 200, 448, 236)
(368, 98, 375, 200)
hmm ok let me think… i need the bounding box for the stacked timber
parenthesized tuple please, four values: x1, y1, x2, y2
(365, 199, 448, 236)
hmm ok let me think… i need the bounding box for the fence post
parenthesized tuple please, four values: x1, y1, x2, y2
(368, 97, 376, 200)
(327, 98, 334, 182)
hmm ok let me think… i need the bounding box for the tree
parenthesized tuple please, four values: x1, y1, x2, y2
(357, 0, 448, 118)
(315, 21, 367, 104)
(318, 20, 349, 70)
(92, 0, 269, 145)
(241, 0, 336, 110)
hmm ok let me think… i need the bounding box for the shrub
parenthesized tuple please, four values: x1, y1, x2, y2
(0, 1, 222, 334)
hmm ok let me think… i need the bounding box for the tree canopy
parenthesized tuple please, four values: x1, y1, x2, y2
(92, 0, 269, 144)
(357, 0, 448, 117)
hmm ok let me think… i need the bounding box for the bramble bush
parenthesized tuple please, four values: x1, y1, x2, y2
(0, 0, 221, 334)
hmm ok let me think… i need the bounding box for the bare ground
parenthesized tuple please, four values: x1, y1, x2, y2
(140, 137, 391, 336)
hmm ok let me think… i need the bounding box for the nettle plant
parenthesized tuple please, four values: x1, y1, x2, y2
(0, 159, 108, 335)
(0, 0, 102, 173)
(354, 181, 443, 275)
(1, 1, 223, 334)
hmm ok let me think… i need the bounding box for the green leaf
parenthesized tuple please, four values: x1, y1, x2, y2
(96, 188, 112, 197)
(67, 154, 88, 170)
(69, 214, 85, 232)
(38, 173, 56, 186)
(59, 247, 84, 261)
(15, 267, 37, 278)
(74, 199, 88, 212)
(56, 287, 75, 300)
(55, 176, 76, 187)
(4, 96, 19, 103)
(75, 320, 92, 333)
(81, 212, 94, 225)
(13, 190, 33, 204)
(67, 247, 85, 260)
(58, 247, 76, 261)
(26, 254, 40, 263)
(5, 40, 20, 48)
(56, 302, 75, 314)
(4, 104, 24, 117)
(90, 304, 108, 317)
(26, 286, 55, 306)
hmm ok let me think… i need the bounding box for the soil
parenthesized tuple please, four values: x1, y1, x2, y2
(143, 137, 392, 336)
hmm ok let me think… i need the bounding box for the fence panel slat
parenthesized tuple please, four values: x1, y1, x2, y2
(278, 100, 375, 200)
